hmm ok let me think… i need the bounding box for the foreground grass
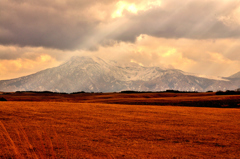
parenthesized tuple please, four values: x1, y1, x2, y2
(0, 101, 240, 158)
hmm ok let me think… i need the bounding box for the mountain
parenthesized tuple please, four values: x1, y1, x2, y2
(0, 56, 239, 93)
(228, 71, 240, 79)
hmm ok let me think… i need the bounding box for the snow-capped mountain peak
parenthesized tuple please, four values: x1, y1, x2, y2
(0, 56, 239, 92)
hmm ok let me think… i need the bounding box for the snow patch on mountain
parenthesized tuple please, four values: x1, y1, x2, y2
(181, 71, 229, 81)
(0, 56, 239, 93)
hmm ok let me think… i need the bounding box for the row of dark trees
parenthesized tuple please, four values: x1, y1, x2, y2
(2, 88, 240, 95)
(216, 90, 240, 95)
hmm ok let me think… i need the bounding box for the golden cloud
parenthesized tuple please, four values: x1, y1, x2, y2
(0, 54, 58, 80)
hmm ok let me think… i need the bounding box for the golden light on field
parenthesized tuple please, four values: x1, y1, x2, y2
(1, 1, 240, 158)
(0, 91, 240, 158)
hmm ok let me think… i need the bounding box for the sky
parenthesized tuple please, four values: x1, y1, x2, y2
(1, 0, 240, 80)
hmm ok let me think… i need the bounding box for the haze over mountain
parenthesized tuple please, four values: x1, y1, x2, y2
(1, 0, 240, 83)
(0, 56, 239, 93)
(228, 71, 240, 79)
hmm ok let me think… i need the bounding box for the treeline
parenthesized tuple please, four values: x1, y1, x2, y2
(13, 91, 98, 94)
(216, 90, 240, 95)
(8, 89, 240, 95)
(120, 90, 199, 93)
(70, 91, 96, 94)
(15, 91, 68, 94)
(120, 89, 240, 95)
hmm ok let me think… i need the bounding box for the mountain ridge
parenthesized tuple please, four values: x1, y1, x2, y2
(0, 56, 239, 93)
(228, 71, 240, 79)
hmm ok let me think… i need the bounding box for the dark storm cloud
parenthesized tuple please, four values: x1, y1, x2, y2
(0, 0, 118, 50)
(0, 46, 53, 60)
(111, 0, 240, 42)
(0, 0, 240, 50)
(0, 51, 20, 60)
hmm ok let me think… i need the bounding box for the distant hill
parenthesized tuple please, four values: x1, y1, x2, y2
(0, 56, 239, 93)
(228, 71, 240, 79)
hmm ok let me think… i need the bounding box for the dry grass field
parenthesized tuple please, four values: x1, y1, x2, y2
(0, 92, 240, 158)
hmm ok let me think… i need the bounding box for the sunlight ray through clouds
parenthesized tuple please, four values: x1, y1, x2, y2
(0, 0, 240, 79)
(112, 0, 162, 18)
(218, 6, 240, 28)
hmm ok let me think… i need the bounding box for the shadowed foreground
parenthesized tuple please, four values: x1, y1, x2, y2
(1, 92, 240, 108)
(0, 101, 239, 158)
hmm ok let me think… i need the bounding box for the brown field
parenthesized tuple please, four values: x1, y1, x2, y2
(0, 92, 240, 158)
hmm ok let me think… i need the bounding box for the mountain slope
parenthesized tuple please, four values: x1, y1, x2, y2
(0, 56, 239, 92)
(228, 71, 240, 79)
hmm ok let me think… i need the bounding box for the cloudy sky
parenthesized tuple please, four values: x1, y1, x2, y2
(1, 0, 240, 80)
